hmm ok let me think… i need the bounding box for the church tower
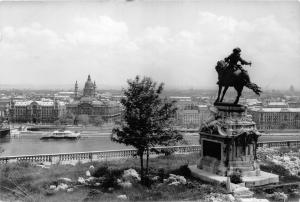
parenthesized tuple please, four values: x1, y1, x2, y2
(74, 81, 78, 99)
(93, 81, 96, 97)
(83, 75, 94, 97)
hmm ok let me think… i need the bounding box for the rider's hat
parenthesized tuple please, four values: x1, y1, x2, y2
(233, 47, 241, 53)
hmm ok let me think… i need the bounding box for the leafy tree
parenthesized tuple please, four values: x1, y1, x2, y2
(77, 114, 90, 126)
(54, 119, 60, 126)
(111, 76, 183, 184)
(279, 122, 288, 130)
(93, 116, 104, 127)
(0, 117, 5, 123)
(58, 111, 74, 125)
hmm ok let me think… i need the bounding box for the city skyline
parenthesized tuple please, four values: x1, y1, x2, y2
(0, 1, 299, 90)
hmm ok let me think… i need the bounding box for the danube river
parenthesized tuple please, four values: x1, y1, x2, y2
(0, 132, 200, 156)
(1, 131, 300, 156)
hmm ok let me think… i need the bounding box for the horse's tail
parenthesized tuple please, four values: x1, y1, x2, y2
(245, 82, 262, 95)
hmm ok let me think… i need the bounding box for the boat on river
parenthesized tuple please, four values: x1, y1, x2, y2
(10, 129, 20, 137)
(40, 130, 81, 140)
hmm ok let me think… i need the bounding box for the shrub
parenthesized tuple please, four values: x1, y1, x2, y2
(170, 164, 191, 178)
(260, 162, 291, 176)
(220, 181, 227, 188)
(229, 172, 242, 184)
(158, 168, 166, 182)
(92, 165, 123, 190)
(143, 175, 155, 187)
(266, 192, 288, 201)
(161, 148, 176, 156)
(92, 166, 109, 178)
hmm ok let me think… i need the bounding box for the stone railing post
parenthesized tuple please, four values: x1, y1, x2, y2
(51, 155, 60, 165)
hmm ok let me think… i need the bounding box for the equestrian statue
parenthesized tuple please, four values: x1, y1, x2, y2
(215, 47, 262, 105)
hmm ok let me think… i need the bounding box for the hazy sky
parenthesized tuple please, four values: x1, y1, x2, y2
(0, 0, 299, 90)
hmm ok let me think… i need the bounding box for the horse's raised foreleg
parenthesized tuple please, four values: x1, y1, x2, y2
(234, 85, 243, 105)
(220, 86, 229, 102)
(215, 85, 222, 103)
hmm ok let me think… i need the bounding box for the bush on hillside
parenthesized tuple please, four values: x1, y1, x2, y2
(92, 165, 124, 190)
(260, 162, 291, 177)
(229, 171, 243, 184)
(170, 164, 191, 178)
(92, 165, 109, 178)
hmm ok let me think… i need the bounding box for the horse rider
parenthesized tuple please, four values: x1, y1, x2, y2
(224, 47, 252, 74)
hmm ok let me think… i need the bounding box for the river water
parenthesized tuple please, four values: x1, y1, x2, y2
(1, 131, 300, 157)
(0, 132, 200, 156)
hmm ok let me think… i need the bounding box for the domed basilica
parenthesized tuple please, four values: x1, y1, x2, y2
(66, 75, 122, 122)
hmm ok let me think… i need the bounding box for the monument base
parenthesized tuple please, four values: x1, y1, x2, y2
(189, 165, 279, 187)
(196, 103, 278, 189)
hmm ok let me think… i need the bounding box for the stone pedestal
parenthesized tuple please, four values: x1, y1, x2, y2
(192, 103, 279, 187)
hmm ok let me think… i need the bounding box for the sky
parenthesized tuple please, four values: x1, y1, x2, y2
(0, 0, 299, 90)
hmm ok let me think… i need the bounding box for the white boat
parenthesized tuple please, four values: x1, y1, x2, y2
(41, 130, 81, 140)
(10, 129, 21, 137)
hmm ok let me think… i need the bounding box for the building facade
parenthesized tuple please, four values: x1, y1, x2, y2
(66, 75, 122, 122)
(265, 102, 288, 108)
(10, 100, 66, 123)
(0, 98, 11, 120)
(176, 105, 210, 128)
(248, 107, 300, 130)
(288, 102, 300, 108)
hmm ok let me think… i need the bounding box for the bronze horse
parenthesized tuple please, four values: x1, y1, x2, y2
(215, 60, 262, 104)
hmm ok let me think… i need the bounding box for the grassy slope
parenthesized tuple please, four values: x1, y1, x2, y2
(0, 153, 227, 202)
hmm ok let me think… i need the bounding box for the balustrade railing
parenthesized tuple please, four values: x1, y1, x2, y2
(1, 140, 300, 165)
(257, 140, 300, 148)
(0, 145, 201, 165)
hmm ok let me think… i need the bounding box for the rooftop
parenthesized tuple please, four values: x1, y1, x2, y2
(198, 105, 208, 109)
(14, 100, 65, 107)
(249, 107, 300, 112)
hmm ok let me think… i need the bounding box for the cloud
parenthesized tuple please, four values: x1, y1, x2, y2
(0, 17, 137, 85)
(134, 12, 300, 88)
(0, 12, 299, 89)
(3, 23, 62, 48)
(65, 16, 129, 46)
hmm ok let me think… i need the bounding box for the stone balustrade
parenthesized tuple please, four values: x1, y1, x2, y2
(1, 141, 299, 165)
(0, 145, 201, 165)
(257, 140, 300, 148)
